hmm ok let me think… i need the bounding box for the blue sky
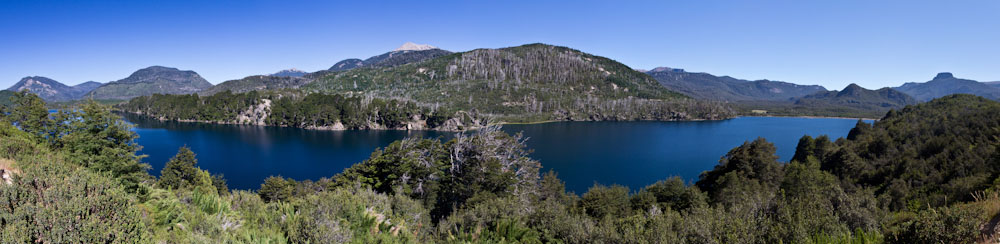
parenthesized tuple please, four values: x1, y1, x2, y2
(1, 0, 997, 90)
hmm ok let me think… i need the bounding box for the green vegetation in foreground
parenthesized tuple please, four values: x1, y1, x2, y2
(305, 43, 735, 122)
(2, 92, 999, 243)
(0, 90, 14, 107)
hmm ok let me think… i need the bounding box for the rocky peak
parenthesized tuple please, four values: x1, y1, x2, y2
(395, 42, 437, 51)
(933, 72, 954, 80)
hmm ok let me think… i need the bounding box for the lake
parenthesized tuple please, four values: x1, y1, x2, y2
(122, 114, 869, 194)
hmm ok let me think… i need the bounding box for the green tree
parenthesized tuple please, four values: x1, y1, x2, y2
(59, 100, 150, 194)
(696, 137, 783, 201)
(259, 176, 295, 203)
(579, 184, 630, 219)
(7, 91, 50, 140)
(159, 146, 203, 190)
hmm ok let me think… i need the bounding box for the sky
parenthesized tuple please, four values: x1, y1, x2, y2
(1, 0, 998, 90)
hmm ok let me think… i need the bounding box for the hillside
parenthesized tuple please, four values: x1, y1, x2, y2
(86, 66, 213, 100)
(327, 45, 452, 71)
(894, 72, 1000, 101)
(646, 67, 827, 101)
(73, 81, 103, 93)
(307, 43, 734, 122)
(199, 75, 312, 95)
(5, 76, 100, 101)
(269, 68, 308, 77)
(986, 81, 1000, 88)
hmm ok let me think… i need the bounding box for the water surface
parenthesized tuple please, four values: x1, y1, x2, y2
(123, 114, 867, 193)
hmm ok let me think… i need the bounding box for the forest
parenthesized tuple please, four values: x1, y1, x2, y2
(1, 91, 999, 243)
(116, 91, 478, 131)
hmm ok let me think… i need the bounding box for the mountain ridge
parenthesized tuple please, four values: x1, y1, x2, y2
(894, 72, 1000, 101)
(86, 66, 213, 100)
(645, 67, 827, 101)
(307, 43, 734, 122)
(5, 76, 102, 101)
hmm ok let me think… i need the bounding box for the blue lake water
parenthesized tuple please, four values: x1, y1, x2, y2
(122, 114, 869, 193)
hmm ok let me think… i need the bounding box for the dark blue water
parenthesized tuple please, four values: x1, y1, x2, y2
(122, 114, 869, 193)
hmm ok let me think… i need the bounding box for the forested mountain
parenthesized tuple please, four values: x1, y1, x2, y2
(4, 76, 101, 101)
(645, 67, 827, 101)
(894, 72, 1000, 101)
(199, 75, 312, 95)
(327, 43, 452, 71)
(986, 81, 1000, 88)
(328, 58, 364, 71)
(6, 91, 1000, 243)
(269, 68, 308, 77)
(792, 84, 916, 113)
(308, 43, 734, 122)
(86, 66, 213, 100)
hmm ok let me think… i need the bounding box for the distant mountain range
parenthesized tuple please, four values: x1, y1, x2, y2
(894, 72, 1000, 101)
(4, 76, 102, 101)
(85, 66, 213, 100)
(644, 67, 827, 101)
(270, 69, 308, 77)
(794, 83, 916, 112)
(6, 42, 999, 121)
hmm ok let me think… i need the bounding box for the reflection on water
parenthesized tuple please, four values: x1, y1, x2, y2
(122, 113, 867, 193)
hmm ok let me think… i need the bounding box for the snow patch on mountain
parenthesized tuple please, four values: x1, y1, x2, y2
(395, 42, 437, 51)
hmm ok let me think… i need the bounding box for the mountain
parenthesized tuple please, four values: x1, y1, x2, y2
(645, 67, 827, 101)
(326, 43, 453, 71)
(73, 81, 103, 94)
(328, 59, 364, 72)
(4, 76, 99, 101)
(395, 42, 437, 51)
(985, 81, 1000, 88)
(270, 69, 308, 77)
(792, 83, 916, 114)
(86, 66, 213, 100)
(307, 43, 734, 121)
(199, 75, 312, 95)
(894, 72, 1000, 101)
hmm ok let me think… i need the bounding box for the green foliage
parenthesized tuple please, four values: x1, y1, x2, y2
(885, 204, 985, 243)
(0, 122, 150, 243)
(798, 94, 1000, 210)
(6, 91, 50, 139)
(259, 176, 295, 203)
(159, 146, 202, 189)
(59, 100, 151, 194)
(696, 137, 783, 202)
(580, 184, 630, 219)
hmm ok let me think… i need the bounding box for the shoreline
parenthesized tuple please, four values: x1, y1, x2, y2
(741, 115, 879, 121)
(116, 110, 737, 131)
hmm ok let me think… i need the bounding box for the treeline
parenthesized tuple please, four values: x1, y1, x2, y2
(118, 91, 476, 131)
(2, 91, 998, 243)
